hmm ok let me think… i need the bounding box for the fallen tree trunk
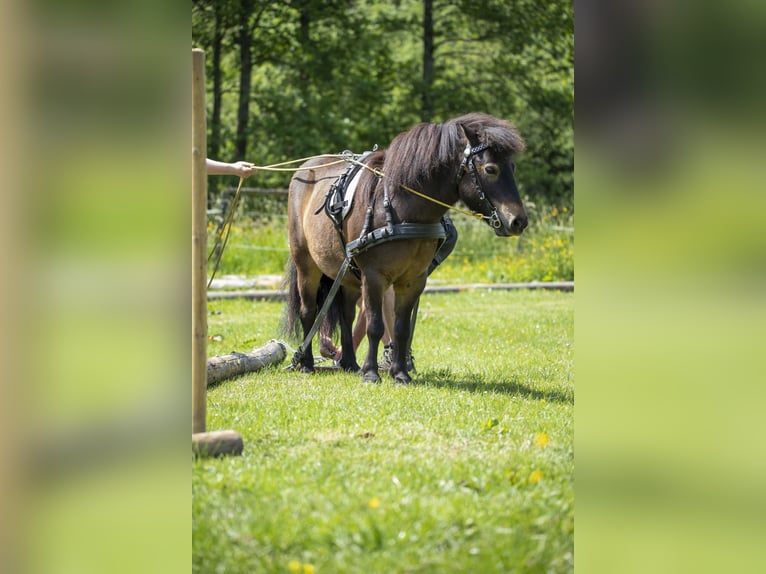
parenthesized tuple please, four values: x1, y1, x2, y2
(207, 339, 286, 386)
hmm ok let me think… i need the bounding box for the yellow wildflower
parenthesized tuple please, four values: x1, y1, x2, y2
(288, 560, 301, 574)
(303, 564, 316, 574)
(529, 470, 543, 484)
(534, 432, 550, 448)
(368, 496, 381, 509)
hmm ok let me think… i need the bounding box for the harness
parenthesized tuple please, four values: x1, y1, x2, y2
(318, 150, 372, 229)
(288, 143, 492, 369)
(318, 151, 451, 279)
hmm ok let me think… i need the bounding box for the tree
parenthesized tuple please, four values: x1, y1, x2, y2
(191, 0, 574, 205)
(235, 0, 255, 160)
(422, 0, 434, 121)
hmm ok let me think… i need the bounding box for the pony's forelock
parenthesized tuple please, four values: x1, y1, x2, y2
(451, 112, 526, 155)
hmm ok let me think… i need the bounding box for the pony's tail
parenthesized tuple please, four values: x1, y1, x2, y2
(317, 274, 343, 343)
(282, 257, 303, 342)
(281, 257, 344, 345)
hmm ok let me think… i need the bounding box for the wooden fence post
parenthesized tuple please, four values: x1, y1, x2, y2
(192, 48, 208, 435)
(191, 48, 243, 457)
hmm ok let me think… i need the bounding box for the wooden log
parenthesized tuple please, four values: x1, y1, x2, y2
(207, 340, 286, 386)
(192, 430, 243, 458)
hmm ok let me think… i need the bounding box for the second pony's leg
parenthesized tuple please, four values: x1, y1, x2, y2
(360, 272, 386, 383)
(337, 286, 361, 372)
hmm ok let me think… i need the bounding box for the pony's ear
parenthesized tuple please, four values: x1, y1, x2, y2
(458, 122, 481, 148)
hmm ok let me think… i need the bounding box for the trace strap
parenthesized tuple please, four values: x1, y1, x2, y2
(288, 255, 353, 370)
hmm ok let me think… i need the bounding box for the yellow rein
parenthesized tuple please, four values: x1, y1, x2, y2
(345, 158, 484, 221)
(243, 153, 484, 221)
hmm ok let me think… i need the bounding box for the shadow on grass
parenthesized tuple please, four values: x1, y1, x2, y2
(413, 368, 574, 404)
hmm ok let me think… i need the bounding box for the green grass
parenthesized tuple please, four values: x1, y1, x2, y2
(207, 202, 573, 284)
(194, 290, 574, 573)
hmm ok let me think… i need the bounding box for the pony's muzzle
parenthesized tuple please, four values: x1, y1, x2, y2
(510, 214, 528, 235)
(494, 211, 528, 236)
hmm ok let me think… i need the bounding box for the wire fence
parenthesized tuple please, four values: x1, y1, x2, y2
(210, 187, 575, 230)
(208, 187, 575, 280)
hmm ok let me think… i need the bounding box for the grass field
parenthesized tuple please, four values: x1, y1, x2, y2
(193, 290, 574, 573)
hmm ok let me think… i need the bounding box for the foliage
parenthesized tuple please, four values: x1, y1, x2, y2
(192, 0, 573, 205)
(195, 291, 574, 573)
(435, 204, 574, 284)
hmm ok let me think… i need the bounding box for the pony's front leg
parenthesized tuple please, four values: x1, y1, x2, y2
(360, 276, 386, 383)
(390, 280, 426, 384)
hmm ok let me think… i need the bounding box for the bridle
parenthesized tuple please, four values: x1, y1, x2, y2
(456, 142, 503, 230)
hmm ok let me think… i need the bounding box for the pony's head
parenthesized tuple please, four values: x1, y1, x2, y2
(451, 113, 528, 237)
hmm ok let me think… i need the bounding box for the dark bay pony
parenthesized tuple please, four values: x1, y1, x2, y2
(285, 112, 527, 383)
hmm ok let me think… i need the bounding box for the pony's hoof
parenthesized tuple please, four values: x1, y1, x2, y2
(339, 361, 361, 373)
(393, 372, 412, 385)
(362, 371, 380, 384)
(298, 365, 314, 374)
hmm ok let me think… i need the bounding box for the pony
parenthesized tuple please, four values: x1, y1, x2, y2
(285, 112, 527, 384)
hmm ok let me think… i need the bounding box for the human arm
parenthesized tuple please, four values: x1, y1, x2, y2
(206, 159, 258, 178)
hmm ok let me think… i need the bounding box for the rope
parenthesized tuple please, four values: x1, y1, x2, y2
(244, 153, 485, 221)
(207, 175, 245, 288)
(345, 159, 484, 221)
(250, 154, 349, 172)
(207, 150, 486, 285)
(207, 155, 349, 284)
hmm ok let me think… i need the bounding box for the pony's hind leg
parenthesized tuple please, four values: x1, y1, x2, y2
(295, 268, 323, 373)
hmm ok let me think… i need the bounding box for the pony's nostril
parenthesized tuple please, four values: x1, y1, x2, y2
(512, 215, 528, 232)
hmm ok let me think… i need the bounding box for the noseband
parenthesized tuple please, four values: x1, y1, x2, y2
(456, 142, 503, 230)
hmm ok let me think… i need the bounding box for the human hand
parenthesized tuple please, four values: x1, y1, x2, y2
(232, 161, 257, 178)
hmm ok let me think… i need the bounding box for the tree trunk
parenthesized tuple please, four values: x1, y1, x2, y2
(235, 0, 254, 161)
(421, 0, 434, 122)
(208, 4, 225, 202)
(297, 1, 312, 122)
(209, 5, 224, 163)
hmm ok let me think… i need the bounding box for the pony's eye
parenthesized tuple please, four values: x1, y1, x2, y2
(484, 164, 499, 177)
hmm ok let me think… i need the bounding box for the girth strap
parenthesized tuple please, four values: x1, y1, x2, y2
(346, 222, 447, 258)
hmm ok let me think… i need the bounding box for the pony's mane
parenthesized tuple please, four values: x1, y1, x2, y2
(383, 113, 525, 191)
